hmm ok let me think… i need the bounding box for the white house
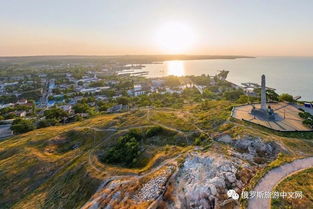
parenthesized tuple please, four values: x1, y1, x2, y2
(16, 99, 28, 105)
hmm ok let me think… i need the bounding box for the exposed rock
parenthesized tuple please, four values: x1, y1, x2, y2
(82, 149, 254, 209)
(133, 166, 174, 202)
(216, 135, 281, 163)
(165, 152, 248, 209)
(209, 185, 217, 196)
(225, 172, 236, 183)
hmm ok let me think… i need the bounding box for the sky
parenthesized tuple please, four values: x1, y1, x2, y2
(0, 0, 313, 56)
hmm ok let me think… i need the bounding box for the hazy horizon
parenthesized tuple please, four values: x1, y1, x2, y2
(1, 0, 313, 57)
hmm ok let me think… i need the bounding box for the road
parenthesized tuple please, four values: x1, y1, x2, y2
(0, 124, 13, 139)
(247, 157, 313, 209)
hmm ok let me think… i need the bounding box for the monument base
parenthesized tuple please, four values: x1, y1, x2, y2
(251, 109, 277, 121)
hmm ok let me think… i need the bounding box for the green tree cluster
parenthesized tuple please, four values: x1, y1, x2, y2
(279, 93, 294, 102)
(299, 111, 313, 128)
(223, 90, 244, 101)
(11, 118, 35, 134)
(104, 132, 141, 166)
(44, 107, 68, 120)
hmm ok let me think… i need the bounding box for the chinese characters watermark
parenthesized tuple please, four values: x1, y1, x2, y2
(240, 191, 303, 199)
(227, 190, 303, 200)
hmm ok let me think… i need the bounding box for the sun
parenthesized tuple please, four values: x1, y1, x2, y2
(155, 22, 196, 54)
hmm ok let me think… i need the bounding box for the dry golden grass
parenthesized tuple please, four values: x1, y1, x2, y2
(0, 114, 121, 209)
(2, 103, 313, 209)
(272, 168, 313, 209)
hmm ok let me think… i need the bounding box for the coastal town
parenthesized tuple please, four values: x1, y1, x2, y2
(1, 0, 313, 208)
(1, 57, 313, 209)
(1, 57, 312, 140)
(0, 57, 238, 138)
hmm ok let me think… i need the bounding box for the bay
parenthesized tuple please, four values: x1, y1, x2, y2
(143, 57, 313, 101)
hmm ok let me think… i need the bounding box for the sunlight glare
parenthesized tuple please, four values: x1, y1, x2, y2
(166, 61, 185, 76)
(155, 22, 196, 54)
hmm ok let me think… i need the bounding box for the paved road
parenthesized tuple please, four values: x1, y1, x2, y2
(248, 157, 313, 209)
(0, 124, 13, 139)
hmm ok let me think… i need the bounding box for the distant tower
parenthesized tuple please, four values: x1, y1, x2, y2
(261, 74, 267, 110)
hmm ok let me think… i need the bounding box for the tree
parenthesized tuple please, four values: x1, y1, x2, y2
(117, 80, 133, 90)
(4, 112, 16, 120)
(267, 89, 279, 102)
(11, 119, 35, 134)
(29, 100, 36, 114)
(202, 89, 215, 99)
(44, 107, 69, 120)
(236, 95, 249, 104)
(0, 95, 18, 103)
(223, 90, 244, 101)
(37, 118, 59, 128)
(89, 80, 104, 87)
(104, 133, 141, 166)
(188, 74, 211, 85)
(116, 97, 129, 105)
(98, 103, 109, 112)
(145, 126, 163, 137)
(164, 76, 180, 88)
(279, 93, 294, 102)
(299, 112, 313, 128)
(73, 103, 90, 113)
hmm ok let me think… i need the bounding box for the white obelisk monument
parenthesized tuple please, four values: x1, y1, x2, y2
(261, 74, 267, 110)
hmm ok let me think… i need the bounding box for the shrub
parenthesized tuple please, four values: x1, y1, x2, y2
(11, 119, 35, 134)
(37, 118, 59, 128)
(236, 95, 249, 104)
(194, 137, 202, 146)
(104, 133, 141, 166)
(223, 90, 244, 101)
(73, 103, 90, 113)
(299, 112, 312, 119)
(279, 93, 294, 102)
(116, 97, 129, 105)
(145, 126, 163, 137)
(303, 119, 313, 128)
(44, 107, 68, 120)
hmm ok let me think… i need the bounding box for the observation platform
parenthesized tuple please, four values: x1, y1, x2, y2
(232, 102, 312, 131)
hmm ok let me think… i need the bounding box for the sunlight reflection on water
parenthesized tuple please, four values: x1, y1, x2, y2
(166, 60, 185, 76)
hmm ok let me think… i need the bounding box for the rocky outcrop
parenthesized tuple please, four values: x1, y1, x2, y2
(82, 147, 258, 209)
(82, 165, 175, 209)
(163, 152, 250, 209)
(133, 166, 174, 202)
(217, 135, 281, 163)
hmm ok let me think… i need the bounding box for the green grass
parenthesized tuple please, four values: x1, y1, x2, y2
(240, 119, 313, 140)
(191, 100, 232, 130)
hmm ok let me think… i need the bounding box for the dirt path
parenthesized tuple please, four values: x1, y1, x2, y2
(247, 157, 313, 209)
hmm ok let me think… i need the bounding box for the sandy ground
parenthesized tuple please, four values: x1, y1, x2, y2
(247, 157, 313, 209)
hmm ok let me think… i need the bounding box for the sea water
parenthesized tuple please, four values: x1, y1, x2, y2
(143, 57, 313, 101)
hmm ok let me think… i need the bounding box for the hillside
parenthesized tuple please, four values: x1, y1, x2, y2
(1, 102, 313, 209)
